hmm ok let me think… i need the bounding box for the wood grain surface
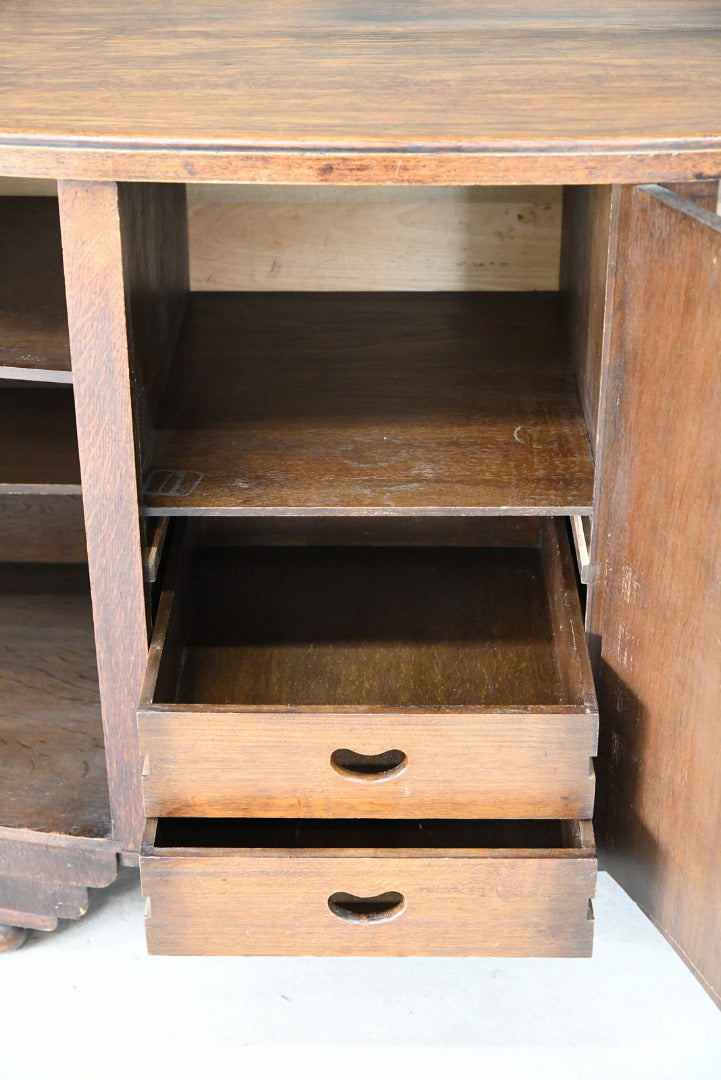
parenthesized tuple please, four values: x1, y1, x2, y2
(118, 183, 189, 476)
(0, 386, 80, 491)
(560, 186, 613, 455)
(0, 831, 116, 932)
(138, 518, 596, 819)
(0, 836, 117, 884)
(142, 817, 596, 956)
(0, 875, 90, 929)
(188, 189, 562, 292)
(0, 564, 110, 838)
(662, 180, 720, 212)
(58, 180, 149, 853)
(594, 185, 721, 1009)
(144, 292, 594, 516)
(0, 196, 70, 380)
(2, 3, 721, 183)
(0, 495, 86, 563)
(139, 707, 596, 820)
(155, 532, 587, 709)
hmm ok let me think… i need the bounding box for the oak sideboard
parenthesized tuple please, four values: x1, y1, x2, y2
(0, 1, 719, 1008)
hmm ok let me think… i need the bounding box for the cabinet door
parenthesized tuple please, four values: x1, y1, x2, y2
(594, 184, 721, 1007)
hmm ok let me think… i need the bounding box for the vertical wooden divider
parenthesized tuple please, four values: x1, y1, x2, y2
(58, 180, 188, 855)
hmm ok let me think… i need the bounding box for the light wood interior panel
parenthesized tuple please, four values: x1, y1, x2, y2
(187, 185, 561, 292)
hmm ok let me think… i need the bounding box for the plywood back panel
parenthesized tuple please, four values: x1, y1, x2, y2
(187, 185, 561, 292)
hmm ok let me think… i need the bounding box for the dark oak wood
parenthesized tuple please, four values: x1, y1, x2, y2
(662, 181, 720, 212)
(593, 185, 721, 1010)
(0, 831, 117, 932)
(0, 197, 70, 381)
(2, 3, 721, 184)
(560, 186, 613, 455)
(155, 521, 592, 710)
(0, 875, 90, 927)
(58, 181, 149, 853)
(1, 5, 719, 979)
(138, 519, 597, 819)
(0, 835, 117, 884)
(0, 386, 80, 490)
(118, 183, 189, 477)
(141, 816, 596, 956)
(0, 562, 118, 933)
(0, 495, 86, 563)
(192, 515, 544, 549)
(0, 565, 110, 839)
(143, 292, 594, 516)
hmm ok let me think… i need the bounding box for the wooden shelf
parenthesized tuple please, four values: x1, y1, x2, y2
(0, 564, 111, 839)
(0, 198, 71, 383)
(144, 292, 594, 516)
(0, 385, 80, 492)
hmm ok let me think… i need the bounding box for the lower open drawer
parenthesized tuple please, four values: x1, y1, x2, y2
(141, 818, 596, 956)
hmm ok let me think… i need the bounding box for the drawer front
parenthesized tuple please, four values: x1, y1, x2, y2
(141, 847, 596, 957)
(139, 707, 597, 819)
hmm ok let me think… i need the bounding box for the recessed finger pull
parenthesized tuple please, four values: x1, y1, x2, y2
(330, 748, 407, 781)
(328, 891, 406, 924)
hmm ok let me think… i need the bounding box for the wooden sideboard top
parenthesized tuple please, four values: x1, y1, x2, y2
(1, 1, 721, 184)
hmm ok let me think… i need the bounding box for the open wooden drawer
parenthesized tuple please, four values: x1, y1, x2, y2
(141, 817, 596, 956)
(138, 517, 598, 819)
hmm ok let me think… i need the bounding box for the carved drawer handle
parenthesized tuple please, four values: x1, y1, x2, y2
(330, 748, 407, 781)
(328, 891, 406, 924)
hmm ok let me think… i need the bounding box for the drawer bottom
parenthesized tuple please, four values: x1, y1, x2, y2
(141, 819, 596, 957)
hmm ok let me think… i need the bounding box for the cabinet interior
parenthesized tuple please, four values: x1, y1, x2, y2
(124, 183, 606, 525)
(0, 194, 109, 844)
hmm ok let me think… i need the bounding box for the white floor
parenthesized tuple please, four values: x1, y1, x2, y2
(1, 869, 720, 1080)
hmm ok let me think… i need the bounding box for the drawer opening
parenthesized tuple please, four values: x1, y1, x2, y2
(150, 817, 593, 852)
(146, 518, 597, 712)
